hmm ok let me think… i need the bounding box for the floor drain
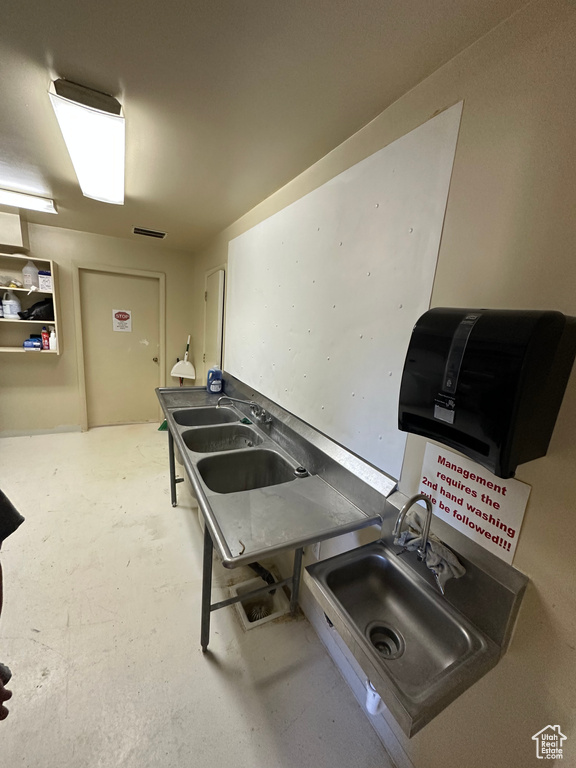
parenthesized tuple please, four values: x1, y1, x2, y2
(230, 576, 290, 631)
(367, 623, 405, 660)
(244, 596, 273, 623)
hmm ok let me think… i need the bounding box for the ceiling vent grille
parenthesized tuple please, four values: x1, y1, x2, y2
(133, 226, 166, 239)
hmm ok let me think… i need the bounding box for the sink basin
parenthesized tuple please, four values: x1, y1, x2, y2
(322, 545, 483, 698)
(197, 449, 296, 494)
(306, 540, 497, 734)
(182, 424, 263, 453)
(172, 406, 238, 427)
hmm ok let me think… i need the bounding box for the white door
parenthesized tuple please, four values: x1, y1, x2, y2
(80, 269, 161, 427)
(202, 268, 225, 376)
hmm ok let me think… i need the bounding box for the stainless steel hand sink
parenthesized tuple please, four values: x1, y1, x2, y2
(320, 544, 483, 696)
(306, 540, 499, 735)
(182, 424, 263, 453)
(172, 406, 239, 427)
(197, 449, 296, 494)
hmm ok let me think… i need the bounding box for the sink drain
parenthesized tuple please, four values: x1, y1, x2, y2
(366, 623, 405, 660)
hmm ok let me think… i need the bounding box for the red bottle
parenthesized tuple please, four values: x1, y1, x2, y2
(41, 326, 50, 350)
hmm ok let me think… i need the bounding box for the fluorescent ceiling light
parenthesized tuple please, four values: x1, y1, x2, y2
(0, 188, 57, 214)
(49, 79, 125, 205)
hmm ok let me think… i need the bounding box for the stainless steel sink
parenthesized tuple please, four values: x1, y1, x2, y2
(306, 540, 499, 735)
(321, 544, 483, 698)
(172, 406, 239, 427)
(182, 424, 263, 453)
(197, 449, 296, 494)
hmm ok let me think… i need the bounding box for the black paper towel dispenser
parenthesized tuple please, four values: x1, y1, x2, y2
(398, 308, 576, 478)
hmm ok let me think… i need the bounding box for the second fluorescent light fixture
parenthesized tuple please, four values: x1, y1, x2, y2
(49, 79, 125, 205)
(0, 189, 57, 214)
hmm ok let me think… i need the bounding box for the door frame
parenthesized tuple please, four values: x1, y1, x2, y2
(73, 263, 166, 431)
(201, 264, 226, 382)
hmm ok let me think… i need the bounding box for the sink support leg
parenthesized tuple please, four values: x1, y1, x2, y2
(201, 525, 214, 653)
(168, 431, 184, 506)
(168, 431, 177, 506)
(290, 547, 303, 615)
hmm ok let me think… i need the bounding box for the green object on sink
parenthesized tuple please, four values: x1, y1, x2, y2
(240, 417, 252, 424)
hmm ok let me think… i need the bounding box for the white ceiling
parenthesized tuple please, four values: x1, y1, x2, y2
(0, 0, 528, 252)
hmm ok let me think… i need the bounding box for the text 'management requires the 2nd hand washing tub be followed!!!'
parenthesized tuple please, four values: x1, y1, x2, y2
(419, 444, 531, 564)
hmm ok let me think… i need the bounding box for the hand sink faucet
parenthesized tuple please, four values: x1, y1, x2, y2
(217, 395, 272, 425)
(392, 493, 433, 562)
(390, 493, 466, 595)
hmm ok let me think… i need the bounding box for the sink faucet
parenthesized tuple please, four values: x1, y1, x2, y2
(216, 395, 272, 425)
(392, 493, 433, 562)
(390, 493, 465, 596)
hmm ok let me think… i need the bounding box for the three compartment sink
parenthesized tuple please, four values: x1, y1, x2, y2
(306, 540, 498, 735)
(197, 449, 297, 494)
(172, 406, 239, 427)
(182, 424, 263, 453)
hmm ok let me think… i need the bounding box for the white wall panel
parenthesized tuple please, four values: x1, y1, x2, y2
(225, 104, 462, 480)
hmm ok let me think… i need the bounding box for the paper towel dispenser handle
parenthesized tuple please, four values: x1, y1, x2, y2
(441, 313, 481, 394)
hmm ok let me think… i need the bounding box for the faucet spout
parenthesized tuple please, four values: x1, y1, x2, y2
(217, 395, 257, 409)
(389, 493, 465, 594)
(393, 493, 433, 561)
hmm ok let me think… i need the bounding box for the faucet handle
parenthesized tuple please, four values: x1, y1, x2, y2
(430, 568, 446, 596)
(417, 540, 429, 561)
(250, 404, 272, 424)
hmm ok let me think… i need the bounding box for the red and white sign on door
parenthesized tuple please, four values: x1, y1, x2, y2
(112, 309, 132, 332)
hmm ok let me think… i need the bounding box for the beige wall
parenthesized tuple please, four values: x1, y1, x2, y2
(0, 224, 195, 435)
(190, 1, 576, 765)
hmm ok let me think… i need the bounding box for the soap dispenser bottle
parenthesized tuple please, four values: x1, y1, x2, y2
(206, 365, 223, 393)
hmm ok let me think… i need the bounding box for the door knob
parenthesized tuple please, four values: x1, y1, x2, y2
(152, 357, 158, 363)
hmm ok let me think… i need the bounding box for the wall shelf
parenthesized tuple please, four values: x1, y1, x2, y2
(1, 286, 53, 295)
(0, 347, 58, 353)
(0, 253, 60, 354)
(0, 318, 56, 324)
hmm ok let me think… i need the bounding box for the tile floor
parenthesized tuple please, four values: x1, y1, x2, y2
(0, 424, 394, 768)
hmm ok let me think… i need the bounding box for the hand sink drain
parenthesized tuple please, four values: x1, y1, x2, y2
(366, 623, 405, 660)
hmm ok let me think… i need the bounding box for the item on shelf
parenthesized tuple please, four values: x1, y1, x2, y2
(38, 270, 52, 291)
(22, 260, 39, 289)
(0, 275, 23, 288)
(49, 326, 57, 351)
(23, 338, 42, 350)
(17, 297, 54, 321)
(41, 326, 50, 350)
(2, 290, 21, 319)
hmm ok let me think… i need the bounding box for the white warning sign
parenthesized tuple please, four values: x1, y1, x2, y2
(419, 443, 531, 564)
(113, 309, 132, 332)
